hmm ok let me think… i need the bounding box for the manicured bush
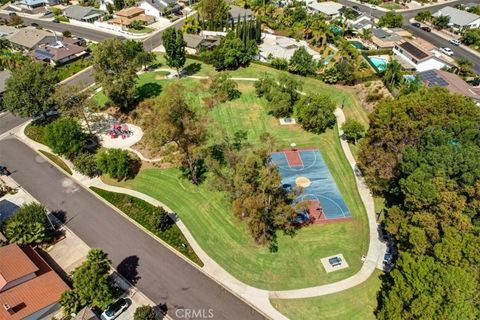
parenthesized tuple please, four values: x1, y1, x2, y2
(342, 119, 366, 143)
(96, 149, 132, 180)
(44, 117, 85, 159)
(73, 152, 99, 177)
(149, 206, 174, 232)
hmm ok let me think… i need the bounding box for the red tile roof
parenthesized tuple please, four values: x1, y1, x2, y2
(0, 244, 39, 290)
(0, 245, 69, 320)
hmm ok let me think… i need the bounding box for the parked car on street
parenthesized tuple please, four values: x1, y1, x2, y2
(52, 18, 59, 23)
(421, 26, 431, 32)
(31, 22, 39, 27)
(101, 298, 130, 320)
(449, 39, 460, 46)
(441, 47, 454, 56)
(411, 22, 421, 28)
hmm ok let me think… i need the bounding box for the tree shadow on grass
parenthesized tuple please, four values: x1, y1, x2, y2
(116, 255, 140, 285)
(137, 82, 162, 100)
(183, 62, 202, 76)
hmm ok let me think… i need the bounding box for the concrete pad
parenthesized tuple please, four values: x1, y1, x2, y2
(320, 254, 349, 273)
(44, 226, 90, 274)
(279, 117, 296, 125)
(99, 124, 143, 149)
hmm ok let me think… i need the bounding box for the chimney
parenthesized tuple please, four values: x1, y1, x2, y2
(3, 303, 15, 315)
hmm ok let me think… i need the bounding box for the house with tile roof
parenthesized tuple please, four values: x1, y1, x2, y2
(30, 41, 88, 65)
(111, 7, 155, 27)
(0, 244, 69, 320)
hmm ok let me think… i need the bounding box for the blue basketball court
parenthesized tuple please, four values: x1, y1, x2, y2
(271, 149, 351, 223)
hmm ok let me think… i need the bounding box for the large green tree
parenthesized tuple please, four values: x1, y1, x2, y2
(378, 11, 403, 28)
(3, 203, 51, 245)
(198, 0, 229, 29)
(137, 84, 208, 184)
(71, 248, 115, 309)
(255, 74, 303, 118)
(211, 31, 258, 70)
(341, 119, 365, 143)
(44, 117, 86, 159)
(294, 93, 336, 134)
(358, 87, 480, 318)
(93, 39, 150, 112)
(288, 47, 316, 76)
(162, 28, 186, 75)
(433, 15, 450, 30)
(3, 62, 58, 117)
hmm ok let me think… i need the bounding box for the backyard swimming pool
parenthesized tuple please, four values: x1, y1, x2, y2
(350, 41, 368, 50)
(365, 56, 388, 72)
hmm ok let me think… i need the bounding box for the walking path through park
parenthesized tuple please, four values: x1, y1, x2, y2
(6, 91, 385, 319)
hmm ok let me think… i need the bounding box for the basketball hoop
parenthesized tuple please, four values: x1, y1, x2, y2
(290, 143, 297, 151)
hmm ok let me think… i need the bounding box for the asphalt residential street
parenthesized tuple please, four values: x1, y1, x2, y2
(0, 137, 265, 320)
(0, 112, 27, 136)
(338, 0, 480, 74)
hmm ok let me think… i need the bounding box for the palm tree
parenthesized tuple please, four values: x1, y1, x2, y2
(361, 28, 372, 43)
(383, 59, 403, 89)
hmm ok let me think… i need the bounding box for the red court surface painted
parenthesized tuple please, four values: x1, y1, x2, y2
(307, 200, 352, 225)
(284, 150, 303, 166)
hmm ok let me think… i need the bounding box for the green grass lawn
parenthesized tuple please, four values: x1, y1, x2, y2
(39, 150, 73, 175)
(90, 187, 202, 265)
(107, 77, 369, 290)
(271, 270, 383, 320)
(56, 58, 92, 81)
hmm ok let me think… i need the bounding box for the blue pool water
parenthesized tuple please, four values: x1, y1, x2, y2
(367, 56, 388, 72)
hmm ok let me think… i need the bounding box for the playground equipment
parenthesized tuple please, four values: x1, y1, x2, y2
(108, 123, 132, 140)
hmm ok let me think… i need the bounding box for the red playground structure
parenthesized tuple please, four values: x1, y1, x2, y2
(108, 123, 132, 140)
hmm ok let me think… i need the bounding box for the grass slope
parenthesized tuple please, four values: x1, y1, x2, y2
(271, 270, 383, 320)
(90, 187, 203, 266)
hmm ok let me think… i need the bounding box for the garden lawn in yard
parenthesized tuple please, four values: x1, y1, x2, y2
(56, 58, 91, 81)
(90, 187, 202, 266)
(39, 150, 72, 175)
(110, 78, 369, 290)
(271, 270, 383, 320)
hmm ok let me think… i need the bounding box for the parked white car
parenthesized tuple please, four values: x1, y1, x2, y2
(101, 298, 130, 320)
(449, 39, 460, 46)
(441, 47, 454, 56)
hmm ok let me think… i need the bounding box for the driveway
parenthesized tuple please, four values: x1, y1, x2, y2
(0, 138, 265, 320)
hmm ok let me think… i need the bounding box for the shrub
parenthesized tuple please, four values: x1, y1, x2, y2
(51, 7, 62, 16)
(96, 149, 132, 180)
(210, 73, 240, 102)
(148, 206, 174, 232)
(3, 203, 51, 245)
(44, 117, 85, 159)
(342, 119, 366, 143)
(269, 57, 289, 70)
(134, 305, 156, 320)
(73, 152, 99, 177)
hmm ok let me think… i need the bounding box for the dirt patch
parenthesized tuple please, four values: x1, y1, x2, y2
(347, 81, 391, 112)
(155, 74, 166, 80)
